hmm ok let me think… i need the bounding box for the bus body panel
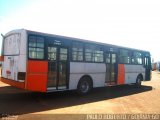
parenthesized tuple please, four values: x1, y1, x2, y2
(117, 64, 125, 84)
(124, 65, 145, 84)
(18, 55, 27, 72)
(25, 60, 48, 92)
(26, 73, 47, 92)
(69, 62, 106, 90)
(70, 62, 106, 74)
(2, 56, 19, 80)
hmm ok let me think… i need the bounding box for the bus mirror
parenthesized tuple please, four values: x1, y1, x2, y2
(1, 33, 4, 38)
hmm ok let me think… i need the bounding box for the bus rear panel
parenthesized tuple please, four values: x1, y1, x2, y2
(1, 30, 27, 89)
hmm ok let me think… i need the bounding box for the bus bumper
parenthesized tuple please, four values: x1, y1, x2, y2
(0, 77, 25, 89)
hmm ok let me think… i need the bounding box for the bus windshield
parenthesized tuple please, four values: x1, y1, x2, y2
(3, 33, 21, 55)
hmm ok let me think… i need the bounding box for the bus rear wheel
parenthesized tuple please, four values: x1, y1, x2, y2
(77, 76, 92, 95)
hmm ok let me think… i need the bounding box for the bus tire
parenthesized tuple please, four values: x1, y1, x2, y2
(77, 76, 93, 95)
(135, 75, 143, 88)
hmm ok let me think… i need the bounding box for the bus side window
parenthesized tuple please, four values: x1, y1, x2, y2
(119, 49, 131, 64)
(132, 52, 142, 65)
(85, 44, 104, 63)
(28, 35, 44, 59)
(106, 53, 110, 63)
(144, 57, 150, 67)
(72, 42, 83, 61)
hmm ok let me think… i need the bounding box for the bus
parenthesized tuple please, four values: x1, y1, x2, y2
(0, 29, 151, 94)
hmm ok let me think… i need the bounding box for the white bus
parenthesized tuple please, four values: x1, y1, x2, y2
(0, 29, 151, 94)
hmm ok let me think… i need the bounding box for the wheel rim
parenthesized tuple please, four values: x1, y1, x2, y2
(80, 81, 89, 93)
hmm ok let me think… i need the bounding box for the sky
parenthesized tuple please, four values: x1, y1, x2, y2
(0, 0, 160, 62)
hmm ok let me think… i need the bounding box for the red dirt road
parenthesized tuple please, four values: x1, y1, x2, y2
(0, 71, 160, 120)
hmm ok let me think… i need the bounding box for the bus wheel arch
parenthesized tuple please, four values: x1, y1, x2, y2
(77, 75, 93, 95)
(135, 74, 143, 87)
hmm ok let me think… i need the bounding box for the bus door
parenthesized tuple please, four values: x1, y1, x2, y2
(47, 45, 68, 90)
(105, 52, 117, 85)
(144, 56, 151, 80)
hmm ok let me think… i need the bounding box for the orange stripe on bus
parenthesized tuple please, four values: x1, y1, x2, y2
(27, 60, 48, 73)
(0, 77, 25, 89)
(0, 56, 4, 61)
(26, 74, 47, 92)
(25, 60, 48, 92)
(117, 64, 125, 85)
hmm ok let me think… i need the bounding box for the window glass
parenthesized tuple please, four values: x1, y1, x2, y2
(37, 42, 44, 48)
(72, 42, 83, 61)
(29, 42, 36, 47)
(29, 52, 36, 58)
(48, 47, 57, 60)
(85, 52, 92, 61)
(29, 36, 36, 47)
(85, 44, 104, 62)
(112, 54, 116, 63)
(144, 57, 150, 67)
(60, 55, 67, 61)
(60, 48, 67, 61)
(60, 48, 67, 54)
(37, 48, 43, 52)
(119, 49, 131, 64)
(28, 36, 44, 59)
(37, 51, 44, 59)
(37, 37, 44, 42)
(48, 47, 56, 52)
(29, 36, 36, 42)
(132, 51, 142, 64)
(106, 53, 110, 63)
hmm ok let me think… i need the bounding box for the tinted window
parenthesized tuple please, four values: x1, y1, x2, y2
(72, 42, 83, 61)
(106, 53, 110, 63)
(132, 52, 142, 64)
(85, 44, 104, 62)
(48, 47, 57, 60)
(60, 48, 68, 61)
(119, 49, 131, 64)
(28, 36, 44, 59)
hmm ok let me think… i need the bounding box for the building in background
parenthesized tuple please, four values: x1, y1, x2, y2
(152, 61, 160, 71)
(157, 61, 160, 71)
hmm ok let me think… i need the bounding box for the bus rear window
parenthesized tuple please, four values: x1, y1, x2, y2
(4, 34, 21, 55)
(28, 35, 44, 59)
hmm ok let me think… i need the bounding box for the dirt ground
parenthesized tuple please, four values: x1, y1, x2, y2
(0, 71, 160, 120)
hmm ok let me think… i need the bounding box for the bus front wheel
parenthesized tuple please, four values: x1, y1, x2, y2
(135, 75, 143, 88)
(77, 76, 93, 95)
